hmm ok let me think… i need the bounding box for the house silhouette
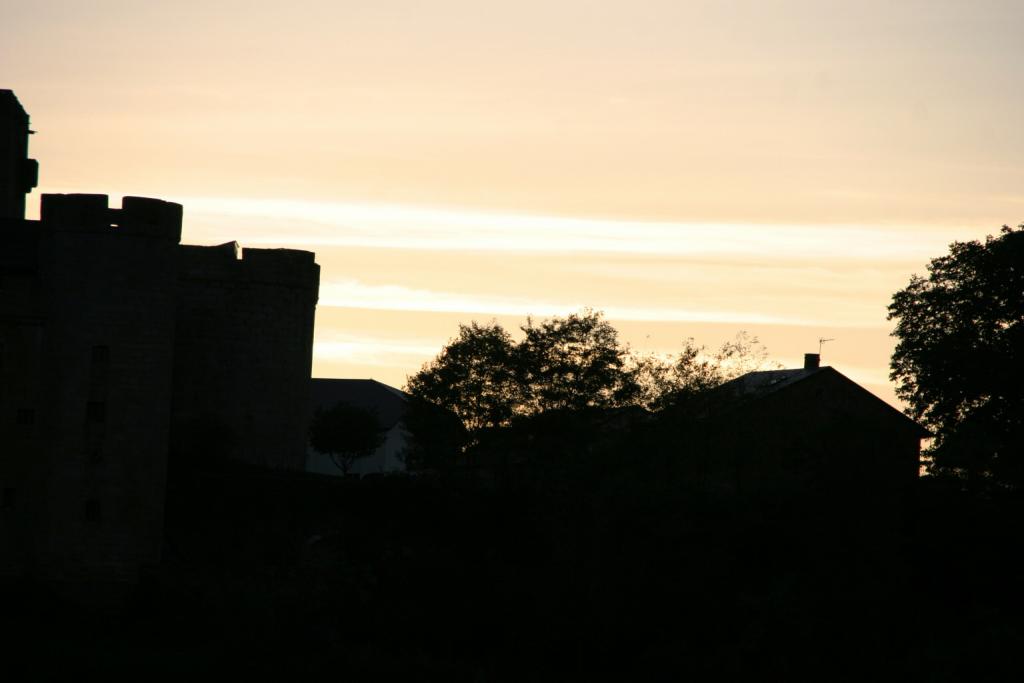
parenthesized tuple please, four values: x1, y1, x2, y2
(685, 353, 929, 496)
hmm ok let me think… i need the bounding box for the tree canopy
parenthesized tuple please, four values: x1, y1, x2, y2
(518, 311, 637, 413)
(888, 225, 1024, 488)
(404, 321, 522, 433)
(631, 331, 773, 412)
(309, 401, 386, 475)
(405, 309, 774, 441)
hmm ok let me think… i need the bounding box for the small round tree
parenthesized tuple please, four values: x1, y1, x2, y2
(309, 401, 386, 475)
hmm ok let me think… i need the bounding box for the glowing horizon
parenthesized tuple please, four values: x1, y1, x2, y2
(21, 186, 1006, 406)
(7, 0, 1024, 409)
(174, 196, 968, 260)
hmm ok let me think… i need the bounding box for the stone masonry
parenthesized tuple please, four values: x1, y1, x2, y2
(0, 90, 320, 585)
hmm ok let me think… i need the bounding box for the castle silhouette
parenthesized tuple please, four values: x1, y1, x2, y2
(0, 90, 320, 585)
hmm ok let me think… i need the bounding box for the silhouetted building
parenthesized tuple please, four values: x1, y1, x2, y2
(0, 90, 37, 220)
(173, 241, 318, 470)
(0, 90, 319, 585)
(686, 353, 929, 495)
(306, 379, 410, 476)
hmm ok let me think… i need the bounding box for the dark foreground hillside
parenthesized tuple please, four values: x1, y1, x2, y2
(5, 458, 1024, 680)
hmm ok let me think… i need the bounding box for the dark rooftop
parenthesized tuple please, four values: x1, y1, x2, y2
(310, 378, 408, 430)
(717, 367, 825, 400)
(711, 365, 930, 437)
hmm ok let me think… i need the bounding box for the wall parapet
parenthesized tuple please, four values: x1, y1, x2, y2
(178, 243, 319, 291)
(40, 194, 183, 243)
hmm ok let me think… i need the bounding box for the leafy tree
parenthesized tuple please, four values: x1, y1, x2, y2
(710, 330, 775, 380)
(406, 311, 640, 438)
(633, 332, 774, 411)
(309, 401, 386, 475)
(407, 309, 778, 440)
(399, 396, 469, 471)
(518, 309, 638, 413)
(888, 225, 1024, 488)
(404, 321, 523, 432)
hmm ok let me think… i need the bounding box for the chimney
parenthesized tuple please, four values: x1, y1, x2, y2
(804, 353, 820, 370)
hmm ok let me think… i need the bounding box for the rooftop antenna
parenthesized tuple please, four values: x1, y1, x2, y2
(818, 337, 835, 356)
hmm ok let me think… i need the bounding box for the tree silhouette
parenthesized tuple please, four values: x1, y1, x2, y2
(406, 311, 640, 439)
(632, 332, 774, 411)
(518, 309, 637, 413)
(309, 401, 386, 475)
(404, 321, 523, 433)
(888, 225, 1024, 488)
(400, 396, 469, 471)
(407, 310, 776, 439)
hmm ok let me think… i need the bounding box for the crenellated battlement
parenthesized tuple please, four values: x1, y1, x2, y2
(174, 242, 319, 472)
(40, 193, 183, 242)
(178, 242, 319, 291)
(2, 88, 321, 584)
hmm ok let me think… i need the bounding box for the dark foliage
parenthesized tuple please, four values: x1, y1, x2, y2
(518, 310, 637, 412)
(399, 396, 469, 471)
(632, 331, 774, 411)
(888, 225, 1024, 488)
(10, 462, 1024, 681)
(309, 401, 386, 474)
(404, 321, 523, 433)
(405, 310, 774, 443)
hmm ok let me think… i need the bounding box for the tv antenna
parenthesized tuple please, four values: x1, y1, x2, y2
(818, 337, 835, 355)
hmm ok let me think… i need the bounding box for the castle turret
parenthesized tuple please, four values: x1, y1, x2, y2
(0, 90, 39, 220)
(33, 193, 182, 585)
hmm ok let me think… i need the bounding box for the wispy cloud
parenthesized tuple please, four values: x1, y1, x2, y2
(320, 278, 849, 326)
(313, 332, 441, 366)
(175, 196, 958, 262)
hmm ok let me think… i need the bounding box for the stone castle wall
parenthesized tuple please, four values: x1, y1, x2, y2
(0, 192, 319, 584)
(173, 243, 319, 471)
(34, 194, 180, 582)
(1, 89, 320, 586)
(0, 220, 44, 577)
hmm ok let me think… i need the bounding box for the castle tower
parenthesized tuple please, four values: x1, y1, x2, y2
(33, 194, 183, 585)
(0, 90, 38, 220)
(0, 88, 320, 591)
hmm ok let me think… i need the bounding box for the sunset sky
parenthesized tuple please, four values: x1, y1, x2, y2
(5, 1, 1023, 406)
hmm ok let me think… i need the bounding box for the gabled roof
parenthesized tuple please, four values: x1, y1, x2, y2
(717, 367, 824, 399)
(310, 378, 409, 430)
(712, 366, 930, 438)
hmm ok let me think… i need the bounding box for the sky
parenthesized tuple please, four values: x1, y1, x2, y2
(5, 0, 1024, 406)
